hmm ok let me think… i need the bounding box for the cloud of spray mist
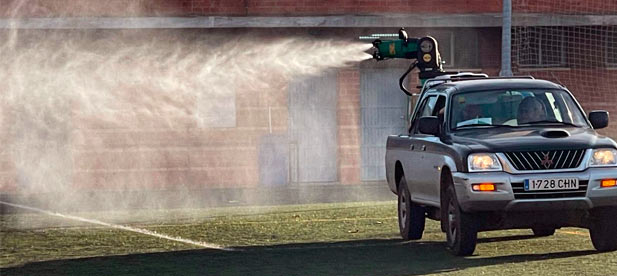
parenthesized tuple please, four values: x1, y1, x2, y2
(0, 28, 372, 215)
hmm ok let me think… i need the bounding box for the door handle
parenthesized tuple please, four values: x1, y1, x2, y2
(421, 145, 426, 151)
(409, 144, 415, 151)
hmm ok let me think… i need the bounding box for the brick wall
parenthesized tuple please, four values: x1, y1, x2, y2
(337, 69, 361, 184)
(0, 72, 12, 192)
(67, 76, 290, 190)
(0, 34, 291, 194)
(478, 28, 502, 70)
(0, 0, 245, 17)
(0, 68, 365, 192)
(1, 24, 615, 194)
(5, 0, 617, 18)
(477, 26, 617, 139)
(66, 65, 369, 190)
(519, 69, 617, 139)
(244, 0, 503, 15)
(0, 104, 16, 192)
(513, 0, 617, 14)
(1, 0, 504, 18)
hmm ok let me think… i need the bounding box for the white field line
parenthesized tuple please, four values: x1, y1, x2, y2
(0, 200, 228, 251)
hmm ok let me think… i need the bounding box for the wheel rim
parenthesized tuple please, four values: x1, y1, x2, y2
(447, 198, 457, 245)
(399, 191, 408, 225)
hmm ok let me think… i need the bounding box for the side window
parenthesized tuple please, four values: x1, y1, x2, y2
(433, 96, 446, 116)
(411, 96, 437, 134)
(433, 95, 447, 125)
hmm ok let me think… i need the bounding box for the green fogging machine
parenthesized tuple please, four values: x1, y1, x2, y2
(366, 28, 451, 96)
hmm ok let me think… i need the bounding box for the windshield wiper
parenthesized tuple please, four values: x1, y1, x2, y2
(520, 120, 580, 127)
(455, 124, 514, 130)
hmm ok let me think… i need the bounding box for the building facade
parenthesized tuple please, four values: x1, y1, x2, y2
(1, 0, 616, 192)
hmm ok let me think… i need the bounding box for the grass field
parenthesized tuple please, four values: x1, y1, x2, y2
(1, 201, 616, 275)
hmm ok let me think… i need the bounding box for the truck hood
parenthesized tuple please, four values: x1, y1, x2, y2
(449, 127, 617, 152)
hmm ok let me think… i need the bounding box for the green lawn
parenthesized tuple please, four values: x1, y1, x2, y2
(1, 201, 616, 275)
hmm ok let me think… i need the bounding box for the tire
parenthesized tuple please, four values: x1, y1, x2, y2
(590, 208, 617, 252)
(532, 228, 556, 237)
(444, 185, 478, 256)
(398, 174, 425, 241)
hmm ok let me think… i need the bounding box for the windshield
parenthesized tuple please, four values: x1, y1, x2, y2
(450, 89, 589, 130)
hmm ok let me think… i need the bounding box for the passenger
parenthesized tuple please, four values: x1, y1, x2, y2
(438, 107, 445, 124)
(517, 97, 547, 124)
(461, 104, 482, 121)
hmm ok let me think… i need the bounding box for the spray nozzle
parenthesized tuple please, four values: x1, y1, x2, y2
(368, 29, 443, 72)
(363, 28, 448, 95)
(371, 39, 383, 60)
(398, 28, 409, 41)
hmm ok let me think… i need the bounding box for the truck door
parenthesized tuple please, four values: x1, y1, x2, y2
(414, 95, 447, 204)
(406, 94, 438, 202)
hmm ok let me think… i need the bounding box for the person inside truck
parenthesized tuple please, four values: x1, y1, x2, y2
(455, 103, 492, 127)
(517, 96, 547, 124)
(461, 104, 483, 121)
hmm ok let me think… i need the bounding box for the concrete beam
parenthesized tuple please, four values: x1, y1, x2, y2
(514, 13, 617, 26)
(1, 13, 616, 29)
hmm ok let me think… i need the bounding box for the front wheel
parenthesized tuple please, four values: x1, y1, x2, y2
(590, 208, 617, 252)
(398, 175, 425, 240)
(444, 185, 478, 256)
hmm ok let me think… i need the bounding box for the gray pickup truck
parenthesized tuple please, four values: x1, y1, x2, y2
(385, 75, 617, 256)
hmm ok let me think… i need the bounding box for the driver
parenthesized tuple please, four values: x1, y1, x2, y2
(517, 97, 547, 124)
(461, 104, 482, 121)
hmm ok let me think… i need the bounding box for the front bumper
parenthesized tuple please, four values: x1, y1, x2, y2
(452, 167, 617, 212)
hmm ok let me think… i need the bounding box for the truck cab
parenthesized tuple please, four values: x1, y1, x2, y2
(385, 76, 617, 256)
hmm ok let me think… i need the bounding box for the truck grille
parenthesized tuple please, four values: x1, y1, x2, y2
(511, 180, 588, 199)
(504, 149, 586, 171)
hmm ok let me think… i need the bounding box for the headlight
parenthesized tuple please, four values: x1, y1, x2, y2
(589, 148, 617, 167)
(468, 153, 503, 172)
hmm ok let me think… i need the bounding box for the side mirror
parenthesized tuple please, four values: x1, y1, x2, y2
(589, 110, 609, 129)
(418, 116, 440, 136)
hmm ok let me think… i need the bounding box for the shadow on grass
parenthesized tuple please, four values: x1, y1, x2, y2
(477, 234, 538, 243)
(1, 235, 599, 276)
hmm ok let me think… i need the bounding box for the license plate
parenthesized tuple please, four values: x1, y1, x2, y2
(524, 178, 579, 191)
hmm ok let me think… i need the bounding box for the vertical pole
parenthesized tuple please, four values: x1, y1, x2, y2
(500, 0, 513, 76)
